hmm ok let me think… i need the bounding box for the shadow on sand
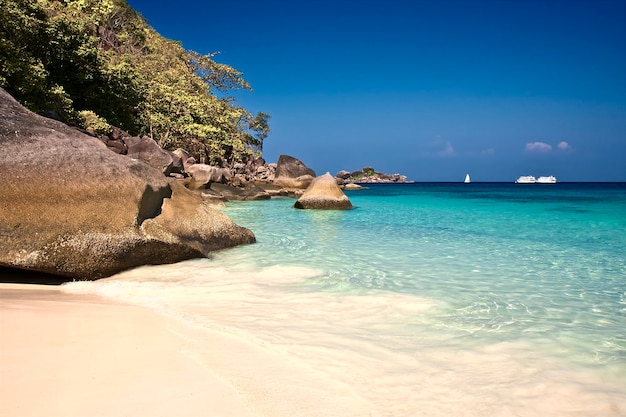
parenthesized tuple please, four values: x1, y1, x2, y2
(0, 267, 73, 285)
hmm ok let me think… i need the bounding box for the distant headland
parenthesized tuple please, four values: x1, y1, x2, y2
(335, 167, 412, 184)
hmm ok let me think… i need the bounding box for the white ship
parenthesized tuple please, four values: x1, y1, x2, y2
(515, 175, 536, 184)
(537, 175, 557, 184)
(464, 173, 471, 184)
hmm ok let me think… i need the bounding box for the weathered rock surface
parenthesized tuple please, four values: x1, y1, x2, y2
(273, 174, 315, 189)
(172, 148, 195, 173)
(0, 88, 255, 280)
(97, 126, 128, 155)
(141, 180, 255, 253)
(336, 170, 352, 180)
(209, 183, 271, 201)
(275, 154, 316, 178)
(294, 172, 353, 210)
(186, 164, 232, 190)
(124, 135, 174, 176)
(273, 155, 315, 188)
(230, 157, 276, 187)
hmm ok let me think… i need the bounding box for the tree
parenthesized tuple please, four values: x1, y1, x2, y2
(0, 0, 73, 118)
(246, 112, 271, 154)
(0, 0, 270, 165)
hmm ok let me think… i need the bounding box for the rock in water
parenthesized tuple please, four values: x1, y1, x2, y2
(294, 172, 353, 210)
(0, 88, 254, 280)
(141, 180, 256, 253)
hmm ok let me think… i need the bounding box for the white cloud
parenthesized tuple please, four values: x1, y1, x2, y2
(420, 138, 457, 158)
(525, 142, 553, 152)
(557, 141, 573, 151)
(437, 141, 456, 157)
(480, 148, 495, 156)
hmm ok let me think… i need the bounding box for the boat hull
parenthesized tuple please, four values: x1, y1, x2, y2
(537, 176, 557, 184)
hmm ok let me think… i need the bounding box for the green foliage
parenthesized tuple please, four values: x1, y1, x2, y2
(78, 110, 111, 135)
(246, 112, 271, 154)
(0, 0, 65, 115)
(351, 168, 376, 180)
(189, 51, 250, 93)
(0, 0, 269, 165)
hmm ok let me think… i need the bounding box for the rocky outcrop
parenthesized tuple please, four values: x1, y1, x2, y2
(0, 88, 255, 280)
(294, 172, 353, 210)
(141, 180, 255, 253)
(186, 164, 232, 190)
(101, 126, 128, 154)
(336, 167, 410, 183)
(95, 127, 175, 176)
(124, 135, 174, 176)
(275, 154, 315, 178)
(273, 174, 315, 189)
(273, 155, 316, 188)
(230, 157, 276, 187)
(171, 148, 195, 173)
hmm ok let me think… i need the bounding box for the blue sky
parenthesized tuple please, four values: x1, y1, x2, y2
(126, 0, 625, 181)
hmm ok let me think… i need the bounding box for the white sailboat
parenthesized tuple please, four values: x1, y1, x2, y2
(464, 173, 471, 184)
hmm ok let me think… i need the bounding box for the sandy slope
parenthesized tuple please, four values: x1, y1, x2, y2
(0, 284, 257, 417)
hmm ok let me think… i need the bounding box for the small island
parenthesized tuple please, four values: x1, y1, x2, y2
(335, 166, 412, 184)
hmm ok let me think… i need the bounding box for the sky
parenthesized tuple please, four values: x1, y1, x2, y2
(126, 0, 626, 182)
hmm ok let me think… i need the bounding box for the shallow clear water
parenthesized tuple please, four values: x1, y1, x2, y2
(65, 182, 626, 416)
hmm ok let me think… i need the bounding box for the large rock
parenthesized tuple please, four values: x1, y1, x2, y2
(141, 180, 255, 253)
(335, 170, 351, 180)
(186, 164, 231, 190)
(294, 172, 353, 210)
(0, 88, 255, 280)
(172, 148, 195, 172)
(123, 135, 174, 175)
(344, 183, 364, 190)
(167, 149, 185, 175)
(273, 174, 315, 189)
(273, 155, 315, 188)
(275, 154, 315, 178)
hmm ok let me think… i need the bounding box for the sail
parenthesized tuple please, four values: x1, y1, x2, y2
(464, 174, 471, 183)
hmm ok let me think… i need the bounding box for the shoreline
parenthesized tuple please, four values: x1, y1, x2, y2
(0, 283, 259, 417)
(0, 282, 371, 417)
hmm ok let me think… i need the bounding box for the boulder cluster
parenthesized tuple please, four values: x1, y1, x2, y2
(0, 88, 360, 281)
(93, 130, 324, 202)
(0, 88, 254, 280)
(2, 86, 411, 280)
(92, 127, 275, 200)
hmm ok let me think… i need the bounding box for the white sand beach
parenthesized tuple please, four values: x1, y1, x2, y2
(0, 283, 370, 417)
(0, 283, 262, 417)
(3, 274, 626, 417)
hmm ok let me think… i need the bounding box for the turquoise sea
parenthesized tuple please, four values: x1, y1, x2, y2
(67, 182, 626, 416)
